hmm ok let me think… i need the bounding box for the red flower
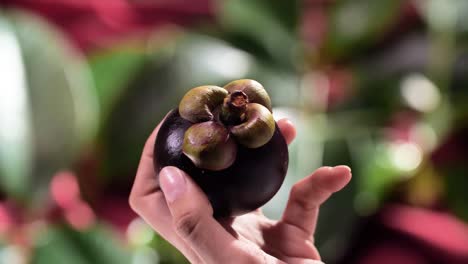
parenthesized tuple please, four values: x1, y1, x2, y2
(340, 204, 468, 264)
(1, 0, 215, 52)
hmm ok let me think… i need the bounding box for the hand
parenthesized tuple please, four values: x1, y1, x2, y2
(129, 115, 352, 264)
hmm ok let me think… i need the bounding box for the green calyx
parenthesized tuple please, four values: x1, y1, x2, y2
(179, 86, 228, 123)
(179, 80, 275, 171)
(182, 121, 237, 171)
(229, 103, 275, 148)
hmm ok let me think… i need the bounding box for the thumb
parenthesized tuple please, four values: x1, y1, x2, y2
(159, 166, 241, 263)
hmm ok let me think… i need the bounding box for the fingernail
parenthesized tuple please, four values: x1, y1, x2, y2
(160, 167, 186, 203)
(333, 165, 351, 173)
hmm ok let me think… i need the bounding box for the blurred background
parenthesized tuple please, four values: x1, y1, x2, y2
(0, 0, 467, 263)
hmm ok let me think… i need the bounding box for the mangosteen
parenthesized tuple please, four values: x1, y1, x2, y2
(154, 79, 288, 217)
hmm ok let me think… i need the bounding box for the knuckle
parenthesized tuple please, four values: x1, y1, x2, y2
(128, 193, 141, 214)
(289, 185, 315, 211)
(290, 184, 303, 198)
(174, 211, 203, 239)
(296, 196, 316, 211)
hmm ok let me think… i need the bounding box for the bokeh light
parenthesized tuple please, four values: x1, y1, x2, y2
(389, 141, 423, 172)
(50, 171, 80, 209)
(401, 73, 441, 113)
(64, 201, 95, 231)
(126, 218, 155, 247)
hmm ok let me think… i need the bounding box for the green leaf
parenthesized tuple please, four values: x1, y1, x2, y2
(88, 47, 148, 121)
(316, 138, 357, 263)
(324, 0, 402, 61)
(151, 234, 189, 264)
(0, 10, 99, 203)
(218, 0, 298, 68)
(0, 15, 33, 199)
(252, 0, 300, 31)
(443, 166, 468, 222)
(32, 225, 131, 264)
(33, 228, 89, 264)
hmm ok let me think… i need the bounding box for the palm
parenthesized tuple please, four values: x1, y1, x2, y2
(222, 211, 320, 262)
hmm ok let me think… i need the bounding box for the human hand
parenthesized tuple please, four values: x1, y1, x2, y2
(129, 115, 352, 264)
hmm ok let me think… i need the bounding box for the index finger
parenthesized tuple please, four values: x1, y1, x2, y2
(281, 166, 352, 234)
(129, 113, 168, 202)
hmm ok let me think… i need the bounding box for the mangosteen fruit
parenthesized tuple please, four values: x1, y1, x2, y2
(154, 79, 288, 217)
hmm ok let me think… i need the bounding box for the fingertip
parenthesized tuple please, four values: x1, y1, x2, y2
(160, 166, 211, 207)
(306, 165, 351, 193)
(159, 166, 188, 184)
(160, 165, 184, 175)
(333, 165, 351, 180)
(313, 166, 333, 176)
(333, 165, 352, 181)
(330, 165, 352, 191)
(277, 118, 296, 145)
(334, 165, 351, 174)
(159, 166, 187, 203)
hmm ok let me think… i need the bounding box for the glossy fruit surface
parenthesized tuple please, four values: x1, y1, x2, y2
(153, 80, 289, 217)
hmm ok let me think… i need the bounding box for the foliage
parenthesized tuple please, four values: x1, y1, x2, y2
(1, 0, 468, 263)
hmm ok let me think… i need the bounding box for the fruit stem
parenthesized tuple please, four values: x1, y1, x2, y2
(220, 91, 249, 126)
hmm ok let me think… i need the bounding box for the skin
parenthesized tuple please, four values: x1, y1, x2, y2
(129, 115, 352, 264)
